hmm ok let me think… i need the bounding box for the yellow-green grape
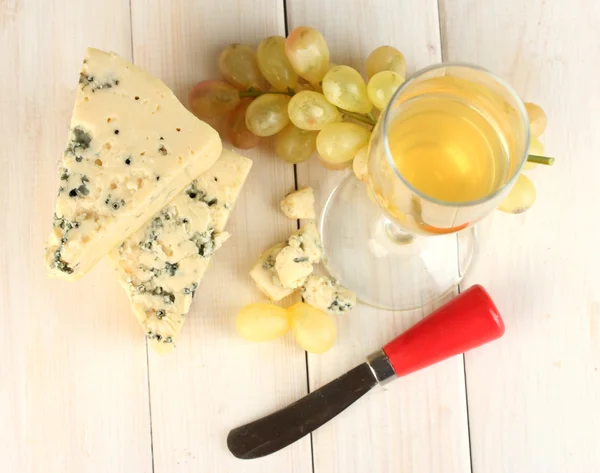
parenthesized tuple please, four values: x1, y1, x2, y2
(352, 145, 369, 182)
(317, 122, 371, 169)
(188, 80, 240, 119)
(288, 90, 341, 130)
(236, 303, 291, 342)
(285, 26, 330, 84)
(275, 124, 318, 163)
(245, 94, 290, 137)
(257, 36, 298, 90)
(219, 44, 264, 90)
(227, 99, 261, 149)
(367, 71, 404, 111)
(524, 102, 547, 137)
(366, 45, 406, 80)
(523, 135, 544, 170)
(498, 174, 536, 214)
(322, 65, 372, 113)
(288, 302, 336, 354)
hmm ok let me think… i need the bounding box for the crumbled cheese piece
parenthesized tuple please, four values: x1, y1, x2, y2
(302, 275, 356, 314)
(280, 187, 315, 219)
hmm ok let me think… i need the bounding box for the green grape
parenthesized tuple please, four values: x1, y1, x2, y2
(288, 90, 341, 130)
(236, 303, 290, 342)
(188, 80, 240, 119)
(285, 26, 330, 84)
(524, 102, 547, 137)
(257, 36, 298, 90)
(367, 71, 404, 111)
(322, 65, 372, 113)
(275, 124, 318, 163)
(316, 122, 371, 169)
(498, 174, 536, 214)
(227, 99, 261, 149)
(288, 302, 336, 354)
(365, 45, 406, 80)
(245, 93, 290, 137)
(219, 44, 264, 90)
(523, 135, 544, 170)
(352, 145, 369, 182)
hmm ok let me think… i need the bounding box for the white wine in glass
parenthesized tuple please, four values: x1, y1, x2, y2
(321, 64, 530, 310)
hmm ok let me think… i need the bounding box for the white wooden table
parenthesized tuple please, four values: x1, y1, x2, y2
(2, 1, 599, 472)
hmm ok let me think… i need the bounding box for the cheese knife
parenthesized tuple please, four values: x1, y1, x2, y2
(227, 284, 505, 459)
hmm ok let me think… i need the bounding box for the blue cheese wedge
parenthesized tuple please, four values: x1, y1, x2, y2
(45, 48, 222, 280)
(110, 149, 252, 353)
(301, 275, 356, 314)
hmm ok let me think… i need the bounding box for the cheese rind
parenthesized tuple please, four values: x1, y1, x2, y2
(45, 48, 222, 280)
(301, 275, 356, 314)
(110, 149, 252, 352)
(280, 187, 315, 219)
(249, 243, 295, 302)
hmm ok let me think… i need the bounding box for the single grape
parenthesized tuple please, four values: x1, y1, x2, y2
(316, 122, 371, 169)
(288, 90, 341, 130)
(322, 65, 372, 113)
(188, 80, 240, 119)
(275, 124, 318, 163)
(352, 145, 369, 182)
(524, 102, 547, 137)
(523, 135, 544, 170)
(365, 45, 406, 80)
(236, 303, 291, 342)
(245, 94, 290, 137)
(498, 174, 536, 214)
(226, 99, 261, 149)
(257, 36, 298, 90)
(285, 26, 330, 84)
(288, 302, 336, 354)
(219, 44, 264, 90)
(367, 70, 404, 111)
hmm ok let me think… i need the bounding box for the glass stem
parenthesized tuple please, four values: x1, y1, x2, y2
(384, 219, 415, 245)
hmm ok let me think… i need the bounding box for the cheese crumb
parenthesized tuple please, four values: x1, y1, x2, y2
(280, 187, 315, 219)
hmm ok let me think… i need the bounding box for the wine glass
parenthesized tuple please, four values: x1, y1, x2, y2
(320, 63, 530, 310)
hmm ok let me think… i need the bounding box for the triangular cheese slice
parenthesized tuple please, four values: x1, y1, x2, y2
(109, 149, 252, 353)
(45, 48, 222, 280)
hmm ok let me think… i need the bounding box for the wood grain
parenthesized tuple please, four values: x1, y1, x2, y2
(0, 1, 152, 472)
(440, 0, 600, 471)
(129, 1, 311, 472)
(286, 1, 471, 472)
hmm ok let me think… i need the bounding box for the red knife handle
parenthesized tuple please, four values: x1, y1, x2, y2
(382, 285, 505, 378)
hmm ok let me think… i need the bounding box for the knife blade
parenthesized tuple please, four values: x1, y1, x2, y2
(227, 284, 505, 459)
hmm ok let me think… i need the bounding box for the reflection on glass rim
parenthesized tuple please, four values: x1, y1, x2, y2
(381, 62, 531, 208)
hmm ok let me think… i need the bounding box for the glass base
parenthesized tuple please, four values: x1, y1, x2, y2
(320, 174, 477, 311)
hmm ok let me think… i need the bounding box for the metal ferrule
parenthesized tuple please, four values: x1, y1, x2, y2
(367, 350, 396, 385)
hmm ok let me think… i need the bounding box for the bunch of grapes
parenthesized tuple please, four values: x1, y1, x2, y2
(189, 26, 552, 215)
(188, 26, 406, 169)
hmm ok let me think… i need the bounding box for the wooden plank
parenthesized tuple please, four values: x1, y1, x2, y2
(440, 1, 600, 472)
(129, 1, 312, 472)
(0, 1, 152, 472)
(286, 1, 472, 472)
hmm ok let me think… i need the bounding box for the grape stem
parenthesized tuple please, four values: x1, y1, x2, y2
(527, 154, 555, 166)
(238, 87, 378, 127)
(239, 87, 295, 98)
(341, 110, 377, 126)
